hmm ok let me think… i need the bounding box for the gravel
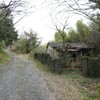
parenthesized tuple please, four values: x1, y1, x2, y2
(0, 51, 59, 100)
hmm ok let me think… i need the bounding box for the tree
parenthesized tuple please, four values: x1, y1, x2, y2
(89, 14, 100, 31)
(86, 31, 100, 51)
(0, 0, 33, 23)
(54, 29, 67, 42)
(76, 20, 90, 42)
(89, 0, 100, 5)
(16, 30, 41, 53)
(66, 20, 90, 43)
(47, 0, 100, 25)
(24, 30, 41, 52)
(86, 15, 100, 51)
(51, 16, 69, 44)
(67, 28, 80, 42)
(0, 16, 18, 46)
(52, 17, 72, 65)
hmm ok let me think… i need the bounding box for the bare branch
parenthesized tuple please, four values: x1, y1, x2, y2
(0, 0, 33, 22)
(47, 0, 100, 25)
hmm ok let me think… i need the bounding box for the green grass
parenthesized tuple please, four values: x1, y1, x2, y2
(0, 49, 11, 64)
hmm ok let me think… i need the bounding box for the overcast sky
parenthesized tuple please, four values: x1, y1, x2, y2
(14, 0, 55, 44)
(3, 0, 88, 44)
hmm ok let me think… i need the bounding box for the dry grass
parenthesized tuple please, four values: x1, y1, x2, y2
(42, 71, 84, 100)
(34, 59, 100, 100)
(11, 53, 100, 100)
(33, 60, 83, 100)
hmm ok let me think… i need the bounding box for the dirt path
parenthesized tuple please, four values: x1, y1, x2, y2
(0, 51, 59, 100)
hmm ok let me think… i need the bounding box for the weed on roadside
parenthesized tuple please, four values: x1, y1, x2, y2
(0, 50, 11, 64)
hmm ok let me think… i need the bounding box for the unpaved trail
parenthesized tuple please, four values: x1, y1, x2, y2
(0, 51, 59, 100)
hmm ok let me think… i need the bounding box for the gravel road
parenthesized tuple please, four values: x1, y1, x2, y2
(0, 51, 59, 100)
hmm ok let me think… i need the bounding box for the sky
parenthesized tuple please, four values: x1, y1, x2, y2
(14, 1, 56, 44)
(2, 0, 88, 44)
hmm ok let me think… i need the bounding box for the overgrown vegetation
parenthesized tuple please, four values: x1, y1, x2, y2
(35, 55, 100, 99)
(63, 69, 100, 100)
(13, 30, 41, 54)
(53, 15, 100, 78)
(0, 11, 18, 47)
(0, 0, 99, 98)
(0, 49, 11, 64)
(33, 55, 100, 100)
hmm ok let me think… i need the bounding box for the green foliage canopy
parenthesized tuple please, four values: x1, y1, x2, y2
(67, 28, 80, 42)
(16, 30, 41, 53)
(76, 20, 90, 42)
(0, 17, 18, 46)
(54, 29, 67, 42)
(54, 20, 90, 43)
